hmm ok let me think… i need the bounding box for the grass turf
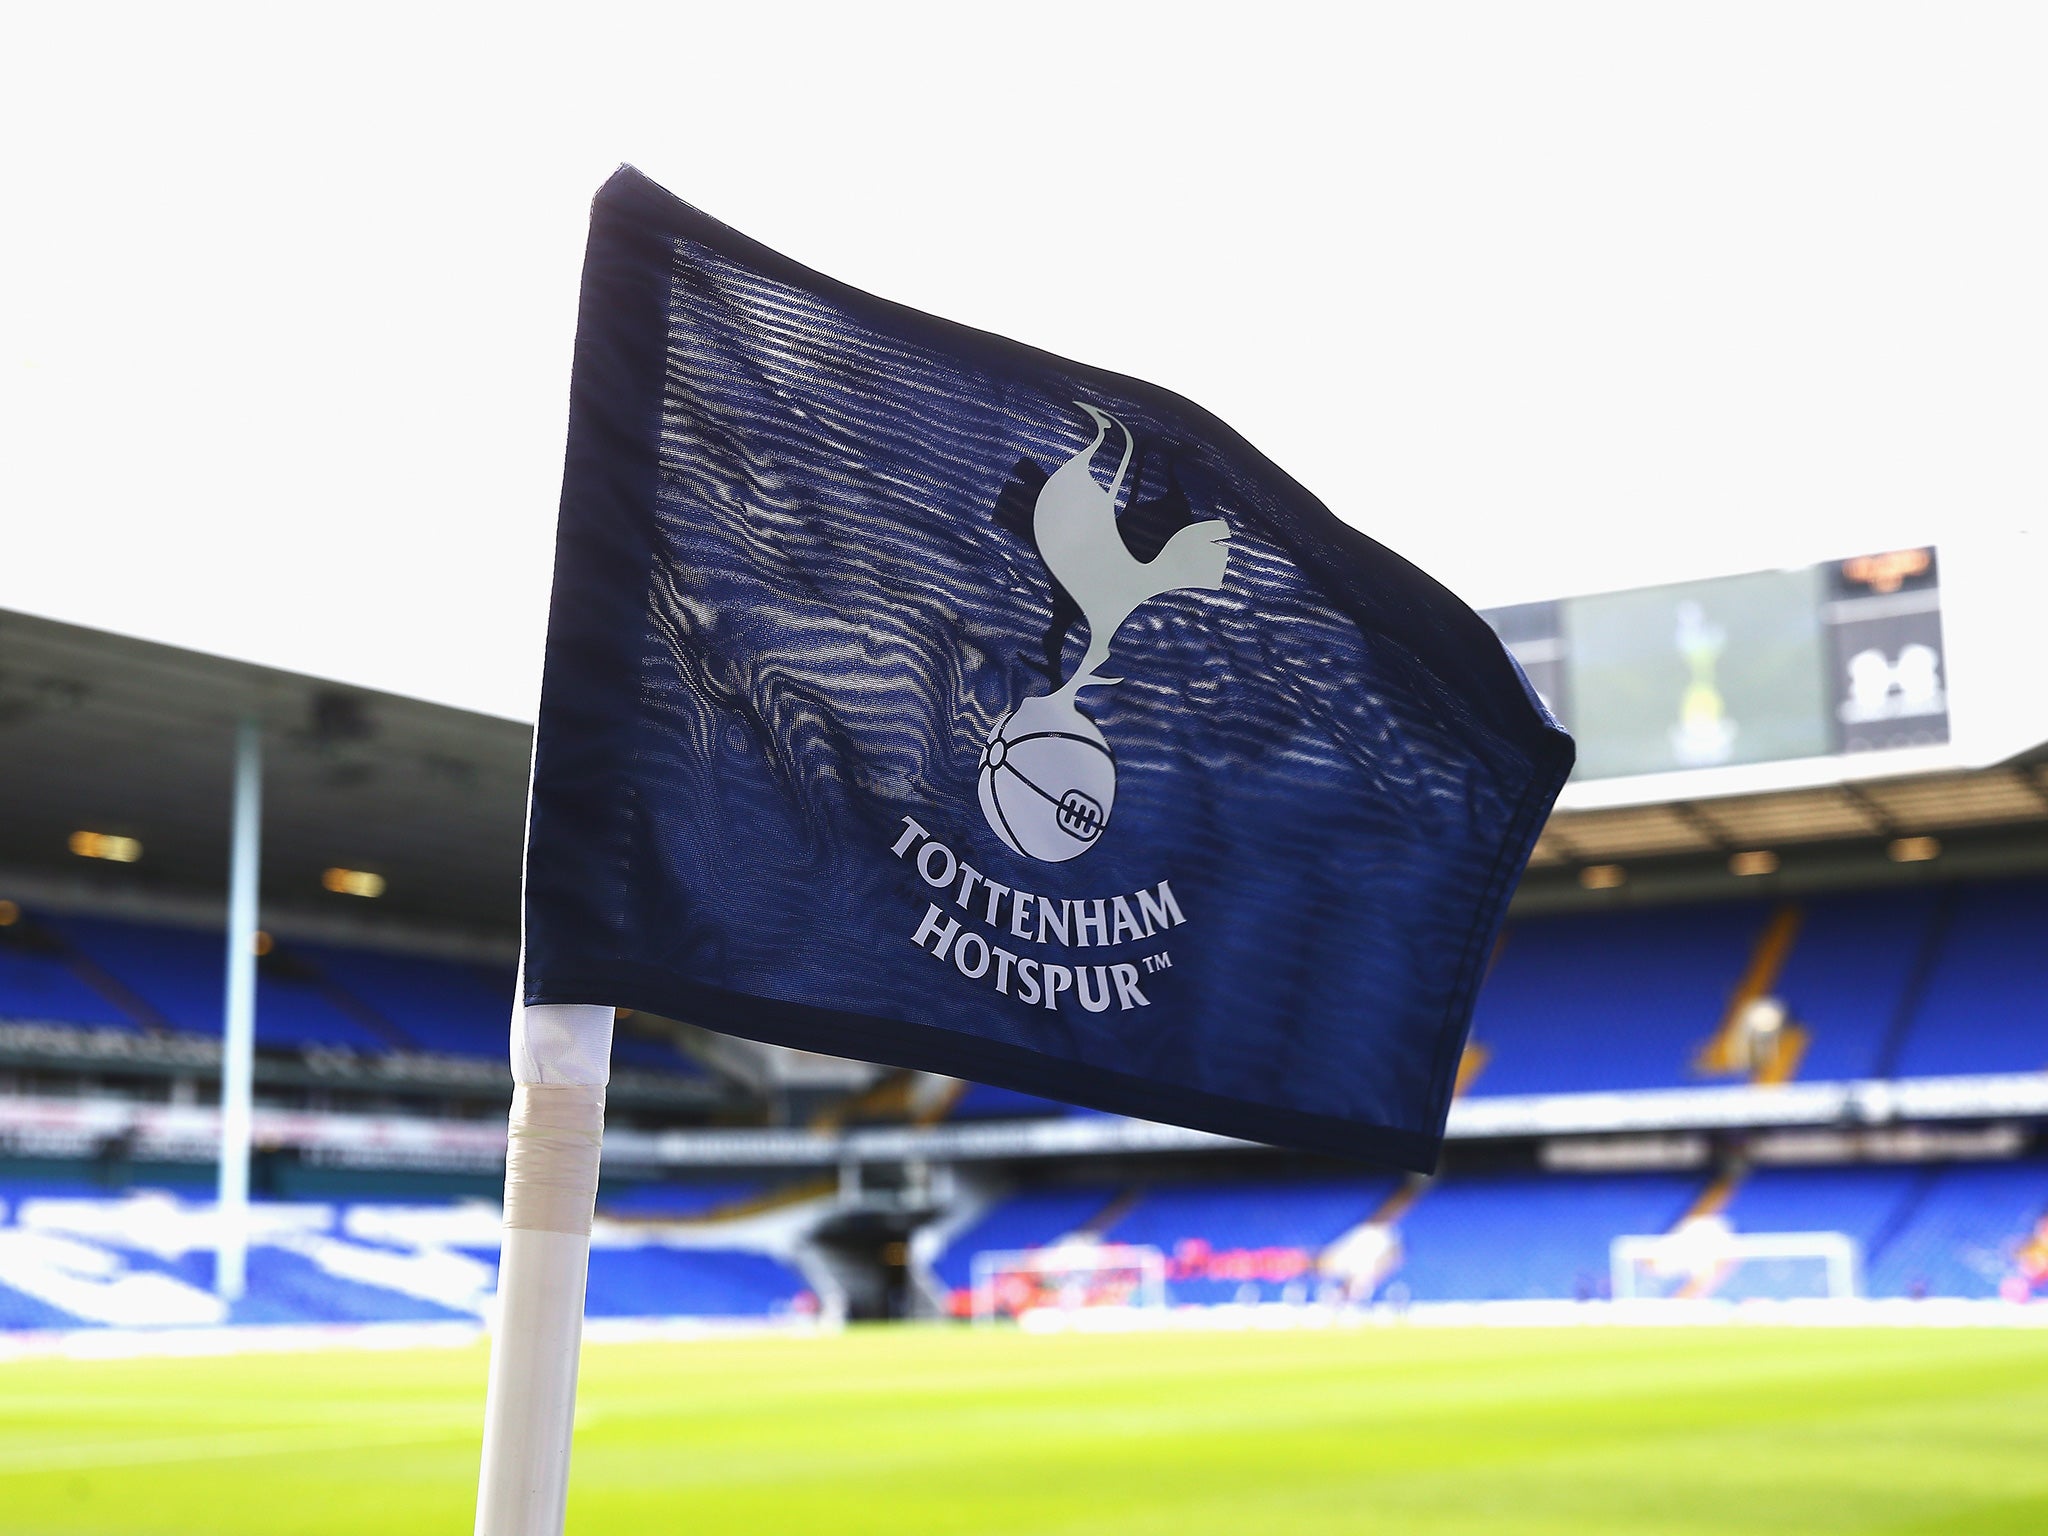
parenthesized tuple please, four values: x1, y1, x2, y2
(2, 1325, 2046, 1534)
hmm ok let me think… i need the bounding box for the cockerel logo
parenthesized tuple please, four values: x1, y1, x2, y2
(977, 404, 1232, 862)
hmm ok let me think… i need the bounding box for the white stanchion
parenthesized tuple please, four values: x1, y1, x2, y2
(475, 1004, 615, 1536)
(215, 718, 262, 1301)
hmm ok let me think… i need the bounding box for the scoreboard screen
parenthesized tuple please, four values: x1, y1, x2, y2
(1482, 548, 1947, 783)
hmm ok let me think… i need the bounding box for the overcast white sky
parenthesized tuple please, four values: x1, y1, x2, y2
(3, 4, 2041, 722)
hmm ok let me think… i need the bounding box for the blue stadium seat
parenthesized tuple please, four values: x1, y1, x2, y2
(609, 1031, 704, 1076)
(1102, 1176, 1398, 1303)
(1392, 1172, 1703, 1301)
(930, 1184, 1123, 1292)
(1866, 1160, 2048, 1299)
(1892, 879, 2048, 1077)
(1720, 1164, 1924, 1251)
(46, 915, 226, 1034)
(291, 942, 514, 1058)
(50, 915, 395, 1052)
(1470, 905, 1771, 1094)
(583, 1247, 809, 1318)
(0, 921, 135, 1029)
(0, 1188, 812, 1329)
(1107, 1178, 1397, 1252)
(1720, 1163, 1925, 1302)
(226, 1247, 481, 1326)
(14, 912, 714, 1068)
(1774, 889, 1941, 1081)
(0, 1280, 86, 1331)
(598, 1182, 764, 1219)
(1711, 1165, 1924, 1299)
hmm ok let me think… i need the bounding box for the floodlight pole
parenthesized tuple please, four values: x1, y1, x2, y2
(215, 717, 262, 1302)
(475, 1001, 614, 1536)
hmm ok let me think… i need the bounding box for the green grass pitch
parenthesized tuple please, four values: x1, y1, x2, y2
(4, 1325, 2047, 1534)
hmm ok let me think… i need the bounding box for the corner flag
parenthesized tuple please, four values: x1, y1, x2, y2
(523, 165, 1571, 1170)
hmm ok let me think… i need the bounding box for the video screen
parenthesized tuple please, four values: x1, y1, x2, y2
(1564, 567, 1832, 779)
(1825, 550, 1949, 754)
(1483, 552, 1945, 782)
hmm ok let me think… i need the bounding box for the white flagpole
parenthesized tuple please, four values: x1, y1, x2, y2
(475, 1000, 615, 1536)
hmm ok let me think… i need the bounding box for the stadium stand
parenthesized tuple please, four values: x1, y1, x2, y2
(1893, 879, 2048, 1077)
(1708, 1165, 1924, 1301)
(1770, 889, 1941, 1082)
(929, 1184, 1124, 1293)
(10, 877, 2042, 1095)
(7, 808, 2048, 1328)
(0, 905, 711, 1078)
(42, 913, 396, 1053)
(610, 1031, 703, 1075)
(0, 1186, 814, 1329)
(1700, 1160, 2048, 1302)
(288, 941, 514, 1056)
(579, 1248, 810, 1319)
(919, 1165, 2034, 1312)
(12, 1159, 2026, 1331)
(597, 1181, 767, 1219)
(35, 914, 231, 1034)
(1467, 905, 1772, 1095)
(1390, 1172, 1704, 1301)
(1718, 1165, 1922, 1253)
(1867, 1160, 2048, 1300)
(1463, 879, 2048, 1096)
(0, 919, 134, 1030)
(0, 1279, 89, 1332)
(1100, 1177, 1399, 1304)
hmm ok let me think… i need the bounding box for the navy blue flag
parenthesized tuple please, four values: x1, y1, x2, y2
(524, 167, 1572, 1170)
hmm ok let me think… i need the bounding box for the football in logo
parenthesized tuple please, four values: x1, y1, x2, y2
(977, 693, 1116, 863)
(975, 403, 1230, 864)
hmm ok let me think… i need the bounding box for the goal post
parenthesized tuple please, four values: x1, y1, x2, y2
(970, 1241, 1168, 1323)
(1612, 1218, 1861, 1302)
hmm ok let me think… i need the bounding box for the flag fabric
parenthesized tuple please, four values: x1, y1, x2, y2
(523, 166, 1572, 1171)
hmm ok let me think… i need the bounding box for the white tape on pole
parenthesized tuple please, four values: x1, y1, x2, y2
(475, 1003, 614, 1536)
(502, 1084, 605, 1237)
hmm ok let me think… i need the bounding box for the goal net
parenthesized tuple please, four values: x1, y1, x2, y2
(1611, 1217, 1861, 1302)
(970, 1241, 1168, 1323)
